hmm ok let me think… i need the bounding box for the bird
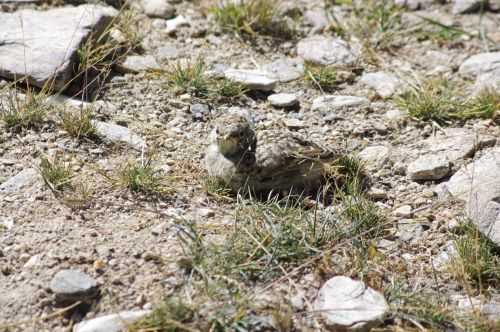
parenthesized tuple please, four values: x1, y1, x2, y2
(204, 113, 341, 194)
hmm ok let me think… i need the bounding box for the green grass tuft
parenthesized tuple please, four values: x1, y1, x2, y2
(58, 107, 98, 140)
(114, 158, 172, 196)
(39, 154, 73, 192)
(0, 91, 49, 132)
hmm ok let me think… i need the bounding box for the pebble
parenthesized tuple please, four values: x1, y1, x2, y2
(50, 269, 99, 304)
(297, 36, 359, 66)
(165, 15, 189, 34)
(263, 58, 304, 83)
(224, 68, 277, 91)
(73, 310, 151, 332)
(311, 95, 369, 112)
(393, 205, 412, 218)
(267, 93, 298, 108)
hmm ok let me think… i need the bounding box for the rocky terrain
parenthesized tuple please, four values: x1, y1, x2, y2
(1, 0, 500, 331)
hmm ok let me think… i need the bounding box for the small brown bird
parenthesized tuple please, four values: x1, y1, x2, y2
(204, 114, 340, 193)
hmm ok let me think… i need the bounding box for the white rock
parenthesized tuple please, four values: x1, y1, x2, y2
(297, 36, 359, 66)
(314, 276, 388, 331)
(224, 69, 277, 91)
(393, 205, 412, 218)
(73, 310, 150, 332)
(358, 145, 392, 169)
(0, 5, 117, 90)
(407, 154, 451, 181)
(304, 10, 329, 33)
(94, 121, 146, 151)
(263, 58, 304, 83)
(139, 0, 175, 18)
(394, 0, 435, 10)
(311, 95, 369, 112)
(0, 168, 39, 194)
(441, 147, 500, 246)
(472, 67, 500, 94)
(165, 15, 189, 34)
(267, 93, 298, 108)
(452, 0, 483, 14)
(360, 72, 405, 98)
(459, 52, 500, 78)
(116, 55, 160, 74)
(432, 241, 457, 269)
(24, 254, 41, 268)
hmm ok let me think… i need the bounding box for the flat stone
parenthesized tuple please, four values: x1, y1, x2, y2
(314, 276, 388, 331)
(116, 55, 160, 74)
(459, 52, 500, 78)
(394, 0, 434, 10)
(263, 58, 304, 83)
(407, 154, 451, 181)
(452, 0, 484, 14)
(73, 310, 150, 332)
(393, 205, 413, 218)
(94, 121, 146, 150)
(138, 0, 175, 18)
(165, 15, 189, 34)
(396, 219, 425, 242)
(297, 36, 359, 66)
(360, 72, 405, 98)
(50, 269, 98, 304)
(224, 69, 277, 91)
(311, 95, 369, 112)
(0, 5, 117, 91)
(358, 145, 392, 169)
(441, 147, 500, 246)
(267, 93, 298, 108)
(472, 67, 500, 94)
(0, 168, 39, 194)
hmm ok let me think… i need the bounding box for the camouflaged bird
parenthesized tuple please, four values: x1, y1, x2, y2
(204, 114, 340, 193)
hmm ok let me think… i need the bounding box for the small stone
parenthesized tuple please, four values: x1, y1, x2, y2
(73, 311, 150, 332)
(358, 145, 392, 169)
(407, 154, 451, 181)
(459, 52, 500, 78)
(432, 241, 457, 269)
(155, 44, 181, 61)
(283, 118, 305, 129)
(452, 0, 484, 14)
(50, 270, 99, 304)
(360, 71, 406, 98)
(314, 276, 389, 331)
(116, 55, 160, 74)
(304, 9, 328, 33)
(139, 0, 175, 18)
(263, 58, 304, 83)
(24, 255, 41, 268)
(311, 95, 369, 112)
(267, 93, 298, 108)
(297, 36, 359, 66)
(0, 168, 39, 194)
(224, 69, 277, 91)
(394, 0, 435, 10)
(165, 15, 189, 34)
(197, 208, 215, 218)
(396, 220, 424, 242)
(190, 103, 210, 121)
(94, 121, 146, 151)
(393, 205, 412, 218)
(367, 187, 388, 200)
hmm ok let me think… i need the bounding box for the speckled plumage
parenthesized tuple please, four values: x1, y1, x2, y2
(204, 114, 340, 192)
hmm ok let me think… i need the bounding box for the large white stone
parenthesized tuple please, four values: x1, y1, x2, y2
(407, 154, 451, 181)
(297, 36, 359, 66)
(311, 95, 369, 112)
(459, 52, 500, 78)
(314, 276, 389, 331)
(0, 5, 117, 91)
(224, 69, 277, 91)
(94, 121, 146, 150)
(360, 72, 405, 98)
(441, 148, 500, 246)
(73, 310, 150, 332)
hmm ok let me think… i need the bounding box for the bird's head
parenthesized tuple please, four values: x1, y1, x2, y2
(212, 114, 256, 156)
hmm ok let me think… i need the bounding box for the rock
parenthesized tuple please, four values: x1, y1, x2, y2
(224, 69, 277, 91)
(190, 103, 210, 121)
(284, 118, 305, 129)
(453, 295, 500, 320)
(263, 58, 304, 83)
(155, 44, 182, 61)
(267, 93, 298, 108)
(394, 0, 435, 10)
(459, 52, 500, 78)
(393, 205, 412, 218)
(24, 254, 41, 268)
(297, 36, 359, 66)
(490, 0, 500, 11)
(116, 55, 160, 74)
(358, 145, 392, 169)
(452, 0, 484, 14)
(165, 15, 189, 34)
(0, 5, 117, 91)
(441, 147, 500, 246)
(407, 154, 451, 181)
(73, 310, 150, 332)
(314, 276, 388, 331)
(139, 0, 175, 18)
(304, 9, 329, 33)
(50, 270, 98, 304)
(432, 241, 457, 269)
(396, 220, 424, 242)
(94, 121, 146, 150)
(0, 168, 39, 194)
(367, 187, 388, 200)
(360, 72, 405, 98)
(311, 95, 369, 112)
(472, 67, 500, 94)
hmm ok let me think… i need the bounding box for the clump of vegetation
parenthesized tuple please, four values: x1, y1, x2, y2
(164, 59, 247, 101)
(39, 154, 73, 192)
(305, 64, 339, 92)
(58, 107, 98, 140)
(414, 16, 470, 45)
(112, 157, 172, 196)
(452, 222, 500, 288)
(211, 0, 295, 39)
(0, 91, 49, 132)
(396, 79, 500, 124)
(128, 298, 195, 332)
